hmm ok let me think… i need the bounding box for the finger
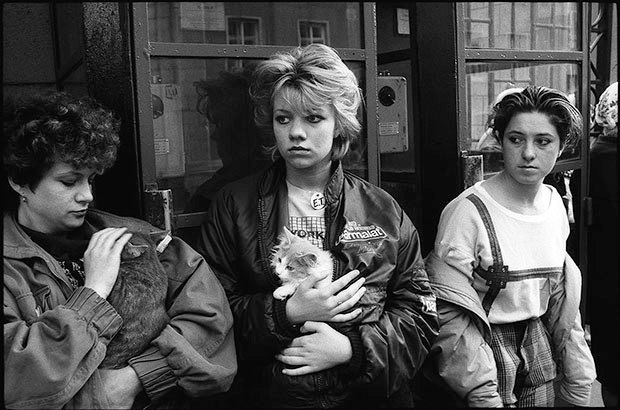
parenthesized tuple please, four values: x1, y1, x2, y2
(327, 308, 362, 323)
(282, 365, 314, 376)
(111, 232, 134, 254)
(333, 286, 366, 313)
(327, 269, 360, 294)
(85, 228, 118, 251)
(331, 277, 365, 308)
(88, 227, 128, 251)
(300, 320, 323, 333)
(275, 354, 307, 366)
(279, 347, 305, 356)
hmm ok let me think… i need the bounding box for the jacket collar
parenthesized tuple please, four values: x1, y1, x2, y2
(258, 158, 344, 202)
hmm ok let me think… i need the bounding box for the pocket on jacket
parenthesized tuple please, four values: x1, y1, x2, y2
(15, 285, 51, 324)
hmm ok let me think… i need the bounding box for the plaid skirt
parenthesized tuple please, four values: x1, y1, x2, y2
(490, 317, 557, 407)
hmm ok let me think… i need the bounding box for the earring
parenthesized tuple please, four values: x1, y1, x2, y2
(21, 196, 27, 203)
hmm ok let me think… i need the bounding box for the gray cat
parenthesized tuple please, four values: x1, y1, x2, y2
(99, 230, 170, 369)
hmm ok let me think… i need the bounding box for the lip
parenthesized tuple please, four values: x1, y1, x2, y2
(71, 210, 88, 216)
(289, 146, 309, 151)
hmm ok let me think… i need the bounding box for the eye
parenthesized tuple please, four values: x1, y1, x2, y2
(307, 114, 323, 123)
(286, 265, 294, 271)
(61, 180, 77, 187)
(274, 115, 290, 125)
(536, 138, 551, 146)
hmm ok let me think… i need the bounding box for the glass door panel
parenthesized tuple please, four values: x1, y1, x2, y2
(147, 2, 363, 48)
(463, 61, 581, 176)
(464, 2, 580, 51)
(149, 57, 367, 215)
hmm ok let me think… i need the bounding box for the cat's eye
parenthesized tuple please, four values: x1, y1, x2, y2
(286, 266, 294, 271)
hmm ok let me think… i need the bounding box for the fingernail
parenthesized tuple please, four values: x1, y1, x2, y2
(361, 287, 366, 293)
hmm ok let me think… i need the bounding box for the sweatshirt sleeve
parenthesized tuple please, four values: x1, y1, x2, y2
(4, 281, 122, 409)
(433, 300, 503, 407)
(128, 237, 237, 401)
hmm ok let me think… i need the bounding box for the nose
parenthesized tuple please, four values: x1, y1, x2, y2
(288, 117, 306, 140)
(76, 180, 94, 204)
(522, 141, 536, 161)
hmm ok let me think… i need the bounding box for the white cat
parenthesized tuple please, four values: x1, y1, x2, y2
(271, 227, 333, 300)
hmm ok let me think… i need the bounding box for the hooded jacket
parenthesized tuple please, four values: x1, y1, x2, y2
(197, 160, 439, 408)
(4, 209, 237, 409)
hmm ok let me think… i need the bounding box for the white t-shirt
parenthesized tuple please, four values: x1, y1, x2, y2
(286, 181, 327, 249)
(433, 181, 569, 324)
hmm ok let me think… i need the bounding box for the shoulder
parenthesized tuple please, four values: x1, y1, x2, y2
(343, 170, 400, 209)
(439, 185, 482, 223)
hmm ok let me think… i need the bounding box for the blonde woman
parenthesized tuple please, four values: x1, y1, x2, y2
(197, 44, 438, 408)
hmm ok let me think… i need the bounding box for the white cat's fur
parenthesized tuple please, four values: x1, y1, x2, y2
(271, 227, 333, 300)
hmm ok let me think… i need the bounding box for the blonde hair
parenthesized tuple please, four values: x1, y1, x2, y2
(250, 44, 363, 161)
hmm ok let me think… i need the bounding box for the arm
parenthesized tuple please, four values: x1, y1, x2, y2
(353, 213, 439, 397)
(3, 282, 122, 409)
(127, 237, 237, 401)
(433, 300, 503, 407)
(547, 253, 596, 406)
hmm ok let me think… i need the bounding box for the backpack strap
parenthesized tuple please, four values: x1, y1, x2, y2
(466, 193, 509, 316)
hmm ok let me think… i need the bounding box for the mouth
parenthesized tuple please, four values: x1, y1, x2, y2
(289, 146, 309, 152)
(71, 210, 88, 216)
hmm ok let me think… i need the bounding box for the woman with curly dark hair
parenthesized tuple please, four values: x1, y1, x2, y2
(3, 92, 237, 409)
(422, 86, 596, 407)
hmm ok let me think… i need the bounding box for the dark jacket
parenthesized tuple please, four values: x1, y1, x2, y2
(197, 160, 439, 408)
(4, 209, 237, 409)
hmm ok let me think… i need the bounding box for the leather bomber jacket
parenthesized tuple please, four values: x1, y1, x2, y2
(197, 160, 439, 408)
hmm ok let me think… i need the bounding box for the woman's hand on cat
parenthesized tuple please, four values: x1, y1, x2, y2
(83, 227, 133, 299)
(285, 269, 366, 324)
(99, 365, 143, 409)
(276, 321, 352, 376)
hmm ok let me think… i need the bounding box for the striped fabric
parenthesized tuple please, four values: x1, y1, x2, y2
(490, 317, 557, 407)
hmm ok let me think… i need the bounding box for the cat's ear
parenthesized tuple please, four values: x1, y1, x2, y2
(297, 252, 318, 267)
(121, 243, 149, 260)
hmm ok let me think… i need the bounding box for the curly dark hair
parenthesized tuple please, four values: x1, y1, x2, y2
(3, 92, 120, 196)
(489, 85, 582, 150)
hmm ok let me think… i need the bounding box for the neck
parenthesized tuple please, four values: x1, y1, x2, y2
(483, 171, 547, 214)
(285, 161, 333, 192)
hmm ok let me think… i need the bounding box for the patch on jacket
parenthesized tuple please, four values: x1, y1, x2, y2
(337, 221, 388, 244)
(419, 294, 437, 314)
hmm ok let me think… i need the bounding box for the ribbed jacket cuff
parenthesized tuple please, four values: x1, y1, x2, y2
(128, 346, 175, 401)
(273, 297, 301, 338)
(63, 286, 122, 342)
(340, 327, 365, 377)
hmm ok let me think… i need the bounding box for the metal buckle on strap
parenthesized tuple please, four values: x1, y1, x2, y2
(485, 264, 509, 288)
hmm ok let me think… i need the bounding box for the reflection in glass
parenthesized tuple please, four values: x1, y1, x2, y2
(464, 2, 579, 51)
(147, 2, 362, 48)
(464, 61, 580, 175)
(149, 57, 367, 216)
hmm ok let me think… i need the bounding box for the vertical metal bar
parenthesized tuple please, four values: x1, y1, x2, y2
(456, 3, 468, 161)
(579, 2, 591, 317)
(363, 3, 379, 187)
(132, 2, 157, 188)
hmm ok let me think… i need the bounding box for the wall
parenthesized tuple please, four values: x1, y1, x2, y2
(2, 3, 56, 99)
